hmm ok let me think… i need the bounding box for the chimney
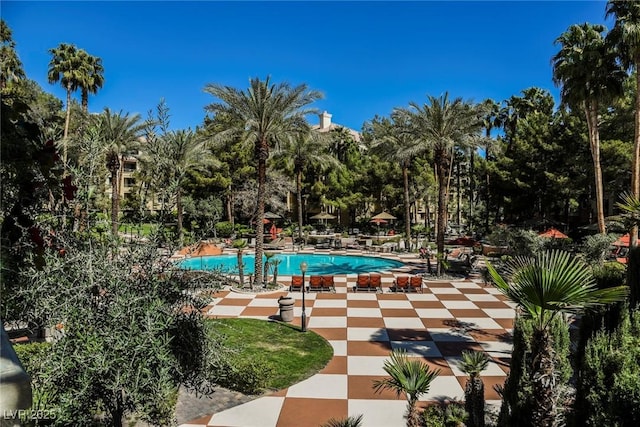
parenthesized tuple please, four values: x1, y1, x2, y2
(319, 111, 332, 130)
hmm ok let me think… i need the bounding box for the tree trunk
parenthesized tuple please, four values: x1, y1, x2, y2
(406, 398, 420, 427)
(81, 88, 88, 113)
(402, 165, 411, 251)
(297, 169, 304, 240)
(531, 327, 557, 427)
(253, 139, 268, 288)
(584, 103, 606, 234)
(226, 183, 233, 224)
(176, 186, 183, 246)
(63, 83, 71, 165)
(465, 375, 485, 427)
(237, 250, 245, 287)
(436, 151, 449, 276)
(631, 60, 640, 249)
(110, 166, 119, 236)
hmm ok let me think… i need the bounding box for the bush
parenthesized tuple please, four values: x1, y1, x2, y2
(214, 221, 235, 237)
(220, 356, 275, 395)
(422, 401, 468, 427)
(506, 229, 544, 258)
(580, 234, 616, 265)
(573, 308, 640, 426)
(592, 262, 627, 289)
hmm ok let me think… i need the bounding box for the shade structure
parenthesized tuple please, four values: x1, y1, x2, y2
(446, 236, 477, 247)
(270, 223, 277, 240)
(614, 234, 630, 247)
(370, 218, 388, 225)
(538, 227, 569, 239)
(371, 211, 397, 221)
(310, 212, 336, 220)
(264, 211, 282, 219)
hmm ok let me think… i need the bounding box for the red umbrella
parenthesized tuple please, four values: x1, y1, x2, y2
(614, 234, 630, 247)
(270, 223, 277, 240)
(539, 227, 569, 239)
(370, 218, 388, 225)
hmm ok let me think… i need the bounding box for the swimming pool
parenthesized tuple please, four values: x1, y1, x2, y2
(177, 253, 405, 275)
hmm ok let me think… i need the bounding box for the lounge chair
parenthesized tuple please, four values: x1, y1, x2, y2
(290, 275, 304, 292)
(264, 238, 286, 250)
(308, 275, 325, 292)
(320, 275, 336, 292)
(392, 276, 409, 293)
(369, 274, 383, 292)
(354, 274, 371, 292)
(408, 276, 423, 293)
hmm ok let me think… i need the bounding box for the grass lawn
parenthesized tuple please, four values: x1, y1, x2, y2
(209, 318, 333, 391)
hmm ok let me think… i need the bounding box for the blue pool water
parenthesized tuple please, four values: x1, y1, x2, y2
(177, 253, 404, 275)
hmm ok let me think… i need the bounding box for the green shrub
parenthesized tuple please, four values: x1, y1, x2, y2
(422, 401, 468, 427)
(580, 234, 616, 265)
(573, 308, 640, 426)
(592, 262, 627, 289)
(214, 221, 235, 237)
(221, 356, 275, 394)
(506, 229, 544, 257)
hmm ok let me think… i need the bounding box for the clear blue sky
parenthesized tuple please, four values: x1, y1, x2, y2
(4, 1, 611, 131)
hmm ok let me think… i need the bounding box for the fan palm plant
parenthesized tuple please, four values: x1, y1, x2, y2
(459, 350, 489, 427)
(205, 77, 321, 286)
(487, 250, 628, 426)
(321, 414, 364, 427)
(373, 349, 440, 427)
(77, 50, 104, 114)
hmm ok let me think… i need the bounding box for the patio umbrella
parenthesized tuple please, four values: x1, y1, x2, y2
(310, 212, 336, 220)
(270, 223, 278, 240)
(370, 218, 388, 236)
(538, 227, 569, 239)
(264, 211, 282, 220)
(371, 211, 397, 221)
(613, 234, 630, 247)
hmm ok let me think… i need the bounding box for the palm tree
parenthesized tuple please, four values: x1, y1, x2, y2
(272, 128, 337, 241)
(487, 251, 628, 426)
(370, 112, 418, 251)
(607, 0, 640, 248)
(48, 43, 87, 163)
(617, 192, 640, 308)
(552, 23, 625, 234)
(373, 349, 440, 427)
(92, 108, 145, 235)
(204, 77, 322, 286)
(321, 414, 364, 427)
(232, 239, 248, 288)
(0, 20, 25, 89)
(399, 93, 482, 273)
(459, 350, 489, 427)
(162, 129, 216, 245)
(77, 50, 104, 114)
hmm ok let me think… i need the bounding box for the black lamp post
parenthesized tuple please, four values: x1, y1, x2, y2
(300, 261, 308, 332)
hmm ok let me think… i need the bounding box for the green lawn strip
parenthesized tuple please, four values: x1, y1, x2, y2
(208, 318, 333, 391)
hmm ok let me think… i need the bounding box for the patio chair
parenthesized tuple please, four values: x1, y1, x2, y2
(354, 274, 371, 292)
(308, 275, 325, 292)
(320, 275, 336, 292)
(392, 276, 409, 293)
(369, 273, 383, 292)
(290, 275, 304, 292)
(408, 276, 423, 293)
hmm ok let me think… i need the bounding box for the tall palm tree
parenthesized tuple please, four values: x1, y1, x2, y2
(607, 0, 640, 248)
(459, 350, 489, 427)
(77, 50, 104, 114)
(552, 23, 625, 234)
(92, 108, 145, 235)
(487, 251, 628, 426)
(162, 129, 216, 245)
(370, 113, 418, 251)
(48, 43, 84, 163)
(480, 99, 501, 230)
(232, 238, 248, 288)
(399, 93, 482, 272)
(204, 77, 322, 286)
(373, 349, 440, 427)
(272, 128, 337, 241)
(0, 20, 25, 89)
